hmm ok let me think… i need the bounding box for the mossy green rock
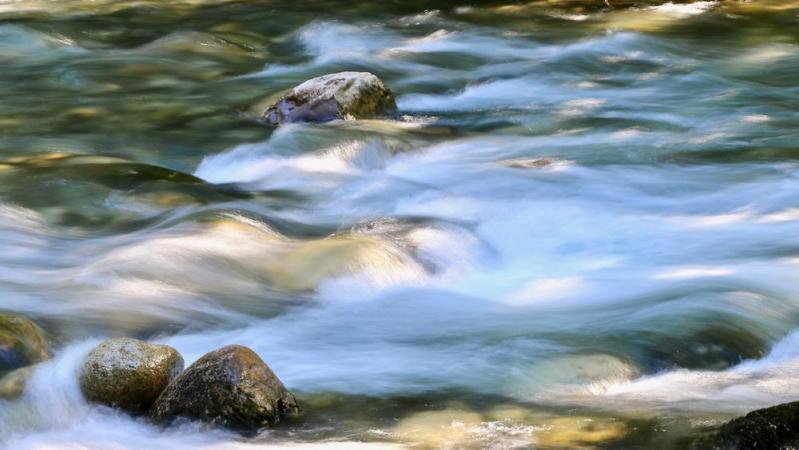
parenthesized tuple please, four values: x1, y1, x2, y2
(262, 71, 397, 125)
(0, 313, 49, 374)
(79, 338, 184, 414)
(698, 401, 799, 449)
(150, 345, 299, 433)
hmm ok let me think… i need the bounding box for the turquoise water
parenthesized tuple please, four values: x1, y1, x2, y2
(1, 1, 799, 448)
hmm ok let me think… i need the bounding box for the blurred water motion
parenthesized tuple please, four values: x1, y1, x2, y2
(1, 0, 799, 448)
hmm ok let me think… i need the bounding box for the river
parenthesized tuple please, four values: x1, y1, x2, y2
(1, 0, 798, 448)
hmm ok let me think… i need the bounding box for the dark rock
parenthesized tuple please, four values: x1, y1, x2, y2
(262, 71, 397, 125)
(699, 401, 799, 449)
(0, 313, 49, 374)
(150, 345, 299, 432)
(79, 337, 184, 414)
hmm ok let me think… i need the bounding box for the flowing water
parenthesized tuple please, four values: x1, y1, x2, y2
(1, 0, 799, 448)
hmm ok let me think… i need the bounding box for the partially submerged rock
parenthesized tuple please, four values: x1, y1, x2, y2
(262, 71, 397, 125)
(699, 401, 799, 449)
(79, 337, 184, 414)
(0, 313, 49, 374)
(501, 158, 558, 169)
(150, 345, 299, 432)
(0, 366, 34, 399)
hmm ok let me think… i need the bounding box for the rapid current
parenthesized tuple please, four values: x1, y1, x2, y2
(1, 0, 798, 448)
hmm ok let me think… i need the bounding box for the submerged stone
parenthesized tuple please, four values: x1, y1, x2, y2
(0, 365, 34, 399)
(262, 71, 397, 125)
(699, 401, 799, 449)
(150, 345, 299, 432)
(535, 416, 628, 448)
(392, 407, 628, 448)
(79, 337, 184, 414)
(0, 313, 49, 374)
(501, 158, 561, 169)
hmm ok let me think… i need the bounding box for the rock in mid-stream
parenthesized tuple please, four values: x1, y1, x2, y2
(0, 366, 34, 399)
(79, 338, 184, 414)
(698, 401, 799, 449)
(150, 345, 299, 433)
(0, 313, 49, 374)
(262, 71, 397, 125)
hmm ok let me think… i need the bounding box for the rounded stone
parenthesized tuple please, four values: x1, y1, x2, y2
(0, 313, 49, 374)
(262, 71, 397, 125)
(150, 345, 299, 432)
(0, 366, 34, 399)
(79, 337, 184, 414)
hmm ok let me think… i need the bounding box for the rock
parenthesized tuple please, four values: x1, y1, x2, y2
(0, 313, 49, 374)
(0, 366, 34, 399)
(699, 401, 799, 449)
(502, 158, 556, 169)
(150, 345, 299, 432)
(262, 71, 397, 125)
(79, 337, 184, 414)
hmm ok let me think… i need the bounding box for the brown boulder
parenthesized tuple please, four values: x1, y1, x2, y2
(79, 337, 184, 414)
(150, 345, 299, 432)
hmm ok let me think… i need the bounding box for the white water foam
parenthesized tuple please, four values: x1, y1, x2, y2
(645, 1, 719, 18)
(568, 330, 799, 414)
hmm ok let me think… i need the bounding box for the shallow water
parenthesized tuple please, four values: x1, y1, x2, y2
(1, 0, 799, 448)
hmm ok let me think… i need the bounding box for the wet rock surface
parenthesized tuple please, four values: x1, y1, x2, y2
(150, 345, 299, 432)
(699, 401, 799, 450)
(79, 337, 184, 414)
(0, 366, 34, 399)
(262, 72, 397, 125)
(0, 313, 48, 374)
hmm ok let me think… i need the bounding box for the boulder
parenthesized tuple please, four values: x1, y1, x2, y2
(262, 71, 397, 125)
(79, 337, 184, 414)
(150, 345, 299, 432)
(0, 313, 49, 374)
(699, 401, 799, 449)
